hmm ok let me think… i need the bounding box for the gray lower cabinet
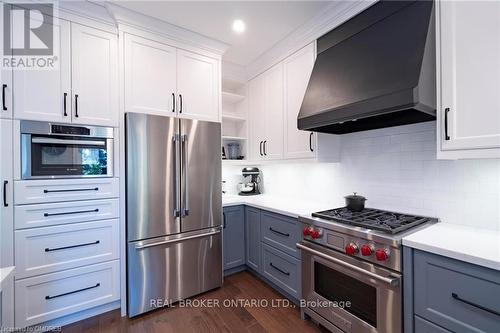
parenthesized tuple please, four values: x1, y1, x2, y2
(414, 316, 451, 333)
(223, 206, 245, 271)
(245, 207, 262, 273)
(261, 210, 301, 259)
(405, 248, 500, 333)
(261, 243, 301, 299)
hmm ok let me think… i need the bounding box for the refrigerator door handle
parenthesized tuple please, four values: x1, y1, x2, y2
(173, 134, 181, 217)
(134, 228, 221, 250)
(181, 134, 189, 216)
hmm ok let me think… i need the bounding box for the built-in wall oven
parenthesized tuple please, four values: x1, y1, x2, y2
(298, 241, 402, 333)
(21, 121, 113, 179)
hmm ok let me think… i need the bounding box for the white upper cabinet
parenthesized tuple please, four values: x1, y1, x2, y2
(0, 4, 13, 119)
(249, 74, 266, 160)
(437, 0, 500, 158)
(263, 63, 284, 160)
(124, 34, 177, 116)
(283, 43, 316, 159)
(71, 23, 118, 127)
(0, 119, 13, 267)
(13, 19, 71, 123)
(177, 49, 220, 122)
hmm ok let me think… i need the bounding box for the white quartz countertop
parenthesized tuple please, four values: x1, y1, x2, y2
(222, 194, 333, 219)
(403, 223, 500, 271)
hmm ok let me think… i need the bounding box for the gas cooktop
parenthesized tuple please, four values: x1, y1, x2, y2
(311, 207, 438, 234)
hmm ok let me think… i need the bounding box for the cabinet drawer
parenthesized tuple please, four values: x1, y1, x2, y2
(261, 211, 301, 258)
(15, 260, 119, 328)
(261, 243, 300, 299)
(14, 178, 119, 205)
(15, 199, 119, 229)
(415, 316, 452, 333)
(414, 250, 500, 333)
(15, 219, 119, 279)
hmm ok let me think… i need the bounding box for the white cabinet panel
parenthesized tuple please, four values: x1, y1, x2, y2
(263, 63, 284, 160)
(15, 219, 119, 279)
(15, 260, 119, 328)
(124, 34, 177, 115)
(0, 4, 12, 119)
(71, 24, 118, 127)
(249, 74, 266, 160)
(284, 43, 316, 159)
(15, 198, 119, 229)
(438, 0, 500, 158)
(177, 49, 220, 122)
(0, 120, 13, 267)
(14, 178, 119, 205)
(13, 18, 71, 122)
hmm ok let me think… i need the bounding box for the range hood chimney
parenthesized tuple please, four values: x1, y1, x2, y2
(298, 0, 436, 134)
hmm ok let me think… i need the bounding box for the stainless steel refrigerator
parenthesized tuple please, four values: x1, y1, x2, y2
(126, 113, 222, 317)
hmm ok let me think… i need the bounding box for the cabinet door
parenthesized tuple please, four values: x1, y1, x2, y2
(223, 206, 245, 270)
(245, 207, 261, 272)
(177, 49, 220, 122)
(124, 34, 177, 116)
(13, 19, 71, 122)
(249, 74, 266, 160)
(284, 43, 316, 159)
(0, 119, 13, 268)
(0, 4, 12, 119)
(263, 63, 284, 160)
(438, 1, 500, 155)
(71, 23, 118, 127)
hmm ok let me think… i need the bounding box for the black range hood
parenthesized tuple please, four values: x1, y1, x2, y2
(298, 0, 436, 134)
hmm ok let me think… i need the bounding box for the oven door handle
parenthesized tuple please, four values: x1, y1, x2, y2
(31, 137, 105, 146)
(296, 242, 400, 287)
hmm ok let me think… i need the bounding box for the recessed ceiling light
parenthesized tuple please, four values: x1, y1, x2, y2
(232, 19, 246, 33)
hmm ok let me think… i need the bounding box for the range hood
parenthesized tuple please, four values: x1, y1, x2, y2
(298, 0, 436, 134)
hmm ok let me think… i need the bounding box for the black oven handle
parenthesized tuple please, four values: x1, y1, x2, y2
(296, 242, 400, 287)
(31, 137, 105, 146)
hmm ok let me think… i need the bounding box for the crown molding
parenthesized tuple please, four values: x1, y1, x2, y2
(105, 2, 230, 57)
(222, 61, 247, 83)
(245, 0, 377, 81)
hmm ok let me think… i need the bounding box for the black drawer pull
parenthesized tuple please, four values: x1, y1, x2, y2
(2, 84, 7, 111)
(269, 227, 289, 237)
(63, 92, 68, 116)
(270, 262, 290, 276)
(3, 180, 8, 207)
(44, 187, 99, 193)
(74, 94, 79, 117)
(45, 240, 100, 252)
(45, 283, 100, 300)
(444, 107, 450, 140)
(44, 208, 99, 217)
(452, 293, 500, 317)
(309, 132, 314, 152)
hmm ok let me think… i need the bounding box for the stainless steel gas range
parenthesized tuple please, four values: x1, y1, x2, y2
(297, 207, 438, 333)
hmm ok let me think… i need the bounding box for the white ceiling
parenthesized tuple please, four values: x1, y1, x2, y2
(111, 1, 332, 66)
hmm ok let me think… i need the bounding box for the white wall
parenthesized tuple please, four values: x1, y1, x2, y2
(223, 122, 500, 230)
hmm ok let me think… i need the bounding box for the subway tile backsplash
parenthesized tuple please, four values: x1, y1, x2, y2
(223, 122, 500, 230)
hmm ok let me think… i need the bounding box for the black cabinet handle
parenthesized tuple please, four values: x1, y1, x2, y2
(74, 94, 79, 117)
(452, 293, 500, 317)
(269, 227, 289, 237)
(44, 208, 99, 217)
(172, 93, 175, 113)
(444, 108, 450, 140)
(2, 84, 6, 111)
(45, 240, 100, 252)
(45, 283, 100, 300)
(179, 94, 183, 113)
(309, 132, 314, 152)
(259, 141, 263, 156)
(269, 262, 290, 276)
(44, 187, 98, 193)
(263, 140, 267, 156)
(223, 212, 227, 229)
(63, 93, 68, 116)
(3, 180, 8, 207)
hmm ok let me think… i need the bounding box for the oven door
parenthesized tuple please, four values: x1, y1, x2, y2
(22, 134, 113, 179)
(298, 241, 402, 333)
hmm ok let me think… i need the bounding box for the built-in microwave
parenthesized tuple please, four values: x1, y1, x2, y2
(21, 121, 114, 179)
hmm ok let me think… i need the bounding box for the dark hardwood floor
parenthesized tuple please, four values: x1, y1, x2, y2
(62, 271, 328, 333)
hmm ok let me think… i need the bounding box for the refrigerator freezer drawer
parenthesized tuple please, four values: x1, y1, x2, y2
(127, 228, 222, 317)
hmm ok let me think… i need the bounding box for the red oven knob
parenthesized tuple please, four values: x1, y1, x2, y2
(311, 229, 322, 239)
(375, 248, 390, 261)
(303, 227, 312, 237)
(360, 244, 374, 256)
(345, 242, 358, 255)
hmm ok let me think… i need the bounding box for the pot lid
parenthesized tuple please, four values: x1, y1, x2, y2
(344, 192, 367, 200)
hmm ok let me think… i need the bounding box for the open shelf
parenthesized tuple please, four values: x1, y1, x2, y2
(222, 91, 245, 104)
(222, 135, 247, 141)
(222, 114, 246, 122)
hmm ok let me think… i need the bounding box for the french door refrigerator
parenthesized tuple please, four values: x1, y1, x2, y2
(126, 113, 222, 317)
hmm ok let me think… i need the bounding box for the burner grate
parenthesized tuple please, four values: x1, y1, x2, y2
(311, 207, 437, 234)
